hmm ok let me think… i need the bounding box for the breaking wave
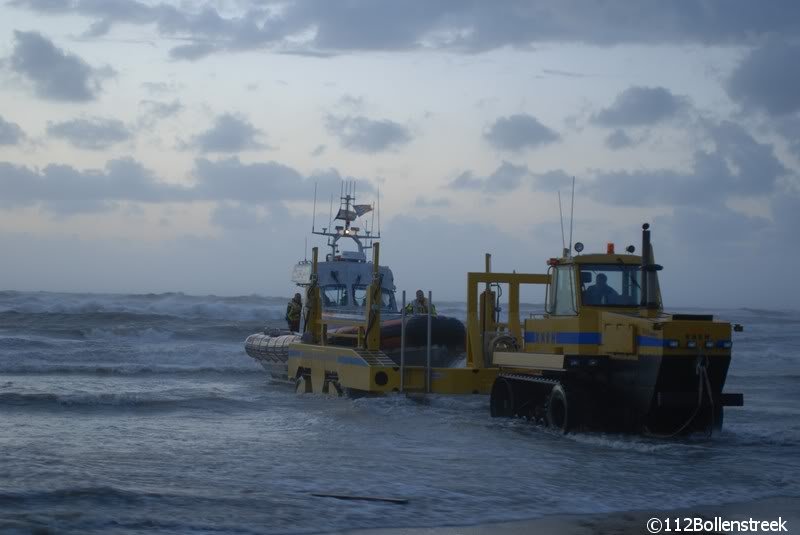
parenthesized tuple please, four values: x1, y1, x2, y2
(0, 290, 287, 321)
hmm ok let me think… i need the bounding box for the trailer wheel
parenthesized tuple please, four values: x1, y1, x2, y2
(545, 384, 573, 433)
(490, 377, 515, 417)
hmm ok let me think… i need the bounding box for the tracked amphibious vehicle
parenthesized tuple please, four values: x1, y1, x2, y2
(487, 223, 744, 435)
(279, 222, 743, 436)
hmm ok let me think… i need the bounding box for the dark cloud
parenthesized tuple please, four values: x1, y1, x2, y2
(138, 99, 183, 129)
(184, 114, 266, 153)
(46, 117, 132, 150)
(727, 40, 800, 116)
(532, 169, 573, 192)
(0, 116, 26, 145)
(592, 86, 689, 127)
(0, 155, 374, 213)
(483, 114, 559, 152)
(604, 129, 635, 150)
(0, 158, 186, 212)
(192, 158, 375, 204)
(15, 1, 799, 59)
(325, 115, 411, 153)
(449, 161, 531, 192)
(584, 121, 786, 206)
(655, 204, 770, 247)
(169, 42, 218, 61)
(140, 99, 182, 117)
(311, 144, 326, 156)
(8, 30, 112, 101)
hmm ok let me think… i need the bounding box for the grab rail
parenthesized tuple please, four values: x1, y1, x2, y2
(400, 290, 406, 393)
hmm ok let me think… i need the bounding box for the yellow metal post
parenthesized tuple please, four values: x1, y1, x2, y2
(364, 242, 381, 351)
(305, 247, 322, 344)
(466, 273, 481, 369)
(508, 280, 521, 345)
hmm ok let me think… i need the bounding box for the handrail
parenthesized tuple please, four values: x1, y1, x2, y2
(426, 290, 432, 394)
(400, 290, 406, 393)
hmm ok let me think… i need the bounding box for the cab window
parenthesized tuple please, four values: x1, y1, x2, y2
(579, 264, 641, 306)
(550, 265, 577, 315)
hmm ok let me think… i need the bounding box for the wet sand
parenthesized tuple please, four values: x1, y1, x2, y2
(338, 496, 800, 535)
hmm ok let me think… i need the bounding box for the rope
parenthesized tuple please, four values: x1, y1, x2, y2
(644, 354, 712, 438)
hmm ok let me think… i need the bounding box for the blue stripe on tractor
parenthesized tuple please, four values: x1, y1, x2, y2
(524, 332, 602, 345)
(636, 336, 671, 347)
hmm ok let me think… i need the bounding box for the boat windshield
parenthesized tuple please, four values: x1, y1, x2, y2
(353, 285, 394, 311)
(322, 285, 350, 307)
(322, 284, 395, 311)
(579, 264, 641, 306)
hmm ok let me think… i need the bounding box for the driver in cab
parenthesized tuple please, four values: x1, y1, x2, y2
(583, 273, 618, 305)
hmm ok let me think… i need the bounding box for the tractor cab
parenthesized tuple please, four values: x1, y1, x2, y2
(546, 227, 662, 318)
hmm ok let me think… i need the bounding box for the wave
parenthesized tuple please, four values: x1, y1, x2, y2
(0, 312, 271, 343)
(0, 389, 257, 410)
(0, 336, 57, 349)
(0, 364, 257, 376)
(0, 290, 289, 321)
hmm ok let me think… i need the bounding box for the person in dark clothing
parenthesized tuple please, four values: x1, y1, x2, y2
(583, 273, 618, 305)
(285, 293, 302, 331)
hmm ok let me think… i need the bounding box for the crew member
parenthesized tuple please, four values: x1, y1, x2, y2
(285, 293, 302, 331)
(583, 273, 618, 305)
(405, 289, 437, 316)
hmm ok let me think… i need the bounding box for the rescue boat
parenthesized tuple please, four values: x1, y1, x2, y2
(245, 183, 466, 380)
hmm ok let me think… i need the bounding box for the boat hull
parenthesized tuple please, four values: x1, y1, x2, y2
(245, 316, 466, 381)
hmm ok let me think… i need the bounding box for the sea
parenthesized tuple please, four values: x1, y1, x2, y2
(1, 290, 798, 534)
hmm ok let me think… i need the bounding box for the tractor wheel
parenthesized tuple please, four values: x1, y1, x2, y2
(545, 384, 575, 433)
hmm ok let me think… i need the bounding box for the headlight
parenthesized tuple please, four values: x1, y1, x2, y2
(687, 340, 697, 349)
(705, 341, 714, 349)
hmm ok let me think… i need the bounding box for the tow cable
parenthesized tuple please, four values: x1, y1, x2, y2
(644, 354, 714, 438)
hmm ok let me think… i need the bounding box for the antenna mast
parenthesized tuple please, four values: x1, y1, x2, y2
(312, 182, 317, 232)
(568, 176, 576, 252)
(557, 191, 566, 252)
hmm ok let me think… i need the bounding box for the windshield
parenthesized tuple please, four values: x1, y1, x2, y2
(579, 264, 641, 306)
(322, 285, 349, 307)
(322, 284, 395, 311)
(353, 285, 395, 311)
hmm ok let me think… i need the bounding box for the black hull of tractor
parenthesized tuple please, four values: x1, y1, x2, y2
(491, 353, 743, 435)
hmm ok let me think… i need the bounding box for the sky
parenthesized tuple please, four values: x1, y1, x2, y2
(0, 0, 799, 308)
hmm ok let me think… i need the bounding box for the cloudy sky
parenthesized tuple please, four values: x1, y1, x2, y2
(1, 0, 798, 308)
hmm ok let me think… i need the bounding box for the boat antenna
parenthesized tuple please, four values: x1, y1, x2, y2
(568, 176, 576, 252)
(557, 190, 566, 252)
(312, 182, 317, 232)
(370, 198, 375, 235)
(377, 185, 381, 237)
(328, 193, 333, 231)
(304, 236, 307, 261)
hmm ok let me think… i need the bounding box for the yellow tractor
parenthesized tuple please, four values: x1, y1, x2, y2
(483, 223, 743, 435)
